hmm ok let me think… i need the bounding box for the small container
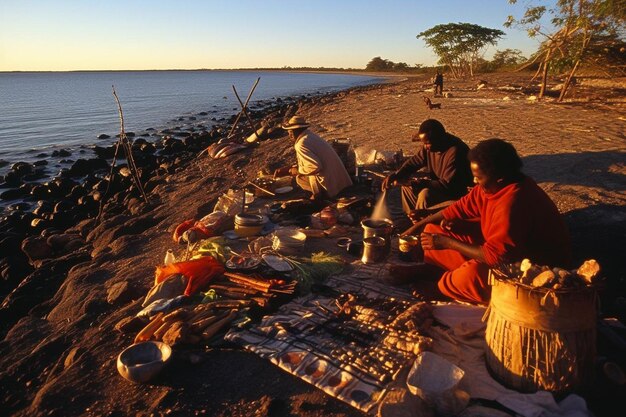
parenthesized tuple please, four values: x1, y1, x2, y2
(362, 236, 388, 264)
(234, 213, 265, 237)
(398, 235, 423, 262)
(164, 249, 176, 265)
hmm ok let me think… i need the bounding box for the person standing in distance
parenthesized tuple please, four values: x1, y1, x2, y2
(433, 69, 444, 96)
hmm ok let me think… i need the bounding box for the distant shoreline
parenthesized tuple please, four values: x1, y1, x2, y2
(0, 68, 414, 78)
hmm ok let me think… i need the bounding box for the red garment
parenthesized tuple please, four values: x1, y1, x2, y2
(155, 256, 224, 296)
(425, 176, 572, 304)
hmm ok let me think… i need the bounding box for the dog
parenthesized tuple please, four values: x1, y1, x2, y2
(423, 96, 441, 110)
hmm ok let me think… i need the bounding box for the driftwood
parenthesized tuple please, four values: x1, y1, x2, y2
(94, 86, 149, 227)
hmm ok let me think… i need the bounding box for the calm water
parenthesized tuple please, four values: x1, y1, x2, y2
(0, 71, 382, 174)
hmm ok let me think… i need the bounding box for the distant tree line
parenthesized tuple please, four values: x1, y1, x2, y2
(365, 48, 527, 74)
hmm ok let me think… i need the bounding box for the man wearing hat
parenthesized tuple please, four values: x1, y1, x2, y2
(274, 115, 352, 200)
(381, 119, 472, 221)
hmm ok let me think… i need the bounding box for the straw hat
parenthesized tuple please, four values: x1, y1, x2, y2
(282, 115, 310, 130)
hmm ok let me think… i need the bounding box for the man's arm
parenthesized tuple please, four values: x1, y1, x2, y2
(400, 210, 445, 236)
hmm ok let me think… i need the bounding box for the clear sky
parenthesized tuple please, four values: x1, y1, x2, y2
(0, 0, 553, 71)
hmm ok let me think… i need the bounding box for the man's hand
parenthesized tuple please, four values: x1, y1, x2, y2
(410, 177, 430, 188)
(381, 173, 397, 191)
(408, 209, 428, 224)
(288, 167, 299, 176)
(420, 232, 448, 251)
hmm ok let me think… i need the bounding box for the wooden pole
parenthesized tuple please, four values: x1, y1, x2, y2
(232, 85, 258, 135)
(227, 77, 260, 138)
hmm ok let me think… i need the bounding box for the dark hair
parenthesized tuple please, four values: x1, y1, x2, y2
(468, 138, 523, 180)
(417, 119, 446, 141)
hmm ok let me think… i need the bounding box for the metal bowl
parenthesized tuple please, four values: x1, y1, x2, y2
(117, 341, 172, 384)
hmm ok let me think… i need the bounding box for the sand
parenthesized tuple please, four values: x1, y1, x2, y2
(0, 71, 624, 417)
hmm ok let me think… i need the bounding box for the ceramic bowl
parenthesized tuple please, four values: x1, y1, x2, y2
(117, 341, 172, 384)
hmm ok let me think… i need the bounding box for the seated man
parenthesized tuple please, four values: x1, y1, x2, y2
(404, 139, 572, 304)
(274, 115, 352, 201)
(381, 119, 473, 221)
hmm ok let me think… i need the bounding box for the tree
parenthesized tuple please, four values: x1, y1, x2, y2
(491, 49, 527, 68)
(417, 23, 505, 77)
(505, 0, 626, 101)
(365, 56, 393, 71)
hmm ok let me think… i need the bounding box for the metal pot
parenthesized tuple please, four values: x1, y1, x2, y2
(362, 236, 388, 264)
(361, 218, 394, 256)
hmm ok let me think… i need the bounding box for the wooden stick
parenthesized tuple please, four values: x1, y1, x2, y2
(232, 85, 258, 135)
(364, 169, 386, 178)
(227, 77, 260, 138)
(248, 181, 276, 196)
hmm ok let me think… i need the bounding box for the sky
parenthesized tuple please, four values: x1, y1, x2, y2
(0, 0, 555, 72)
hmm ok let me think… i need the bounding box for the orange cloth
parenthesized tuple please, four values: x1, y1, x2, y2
(425, 177, 572, 304)
(155, 256, 224, 296)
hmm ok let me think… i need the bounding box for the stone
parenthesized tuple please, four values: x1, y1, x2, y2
(106, 280, 136, 305)
(21, 236, 53, 263)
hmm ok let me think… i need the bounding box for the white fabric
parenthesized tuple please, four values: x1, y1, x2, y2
(427, 303, 593, 417)
(294, 130, 352, 198)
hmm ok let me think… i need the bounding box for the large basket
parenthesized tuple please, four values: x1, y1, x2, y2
(484, 271, 598, 396)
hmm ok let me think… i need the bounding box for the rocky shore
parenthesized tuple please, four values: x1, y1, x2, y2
(0, 72, 624, 417)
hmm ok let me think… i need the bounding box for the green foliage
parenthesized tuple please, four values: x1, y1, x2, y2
(491, 49, 527, 68)
(507, 0, 626, 99)
(289, 252, 345, 294)
(365, 57, 414, 72)
(365, 56, 393, 71)
(417, 22, 505, 77)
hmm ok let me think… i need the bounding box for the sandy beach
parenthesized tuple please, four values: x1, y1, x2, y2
(0, 71, 624, 417)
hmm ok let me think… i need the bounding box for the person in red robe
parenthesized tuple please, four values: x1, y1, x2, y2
(402, 139, 572, 304)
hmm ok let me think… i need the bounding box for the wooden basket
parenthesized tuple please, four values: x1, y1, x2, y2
(484, 271, 598, 395)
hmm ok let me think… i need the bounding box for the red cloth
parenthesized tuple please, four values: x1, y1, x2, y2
(173, 219, 195, 243)
(425, 176, 572, 304)
(155, 256, 224, 296)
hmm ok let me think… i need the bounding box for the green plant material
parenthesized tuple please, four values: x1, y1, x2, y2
(201, 289, 219, 303)
(195, 237, 231, 264)
(289, 252, 345, 295)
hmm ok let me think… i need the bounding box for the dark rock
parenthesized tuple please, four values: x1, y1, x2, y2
(66, 158, 109, 177)
(86, 214, 130, 243)
(46, 233, 81, 251)
(1, 188, 26, 201)
(93, 145, 116, 159)
(53, 200, 73, 214)
(33, 160, 48, 167)
(21, 170, 47, 182)
(7, 202, 30, 211)
(63, 238, 85, 253)
(21, 236, 53, 264)
(64, 347, 88, 370)
(97, 134, 111, 139)
(11, 162, 34, 176)
(0, 250, 92, 331)
(33, 201, 53, 216)
(115, 315, 146, 334)
(2, 171, 22, 187)
(65, 218, 95, 239)
(51, 149, 71, 157)
(30, 184, 49, 199)
(106, 280, 136, 305)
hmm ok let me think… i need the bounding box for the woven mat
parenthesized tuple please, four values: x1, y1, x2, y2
(225, 262, 427, 414)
